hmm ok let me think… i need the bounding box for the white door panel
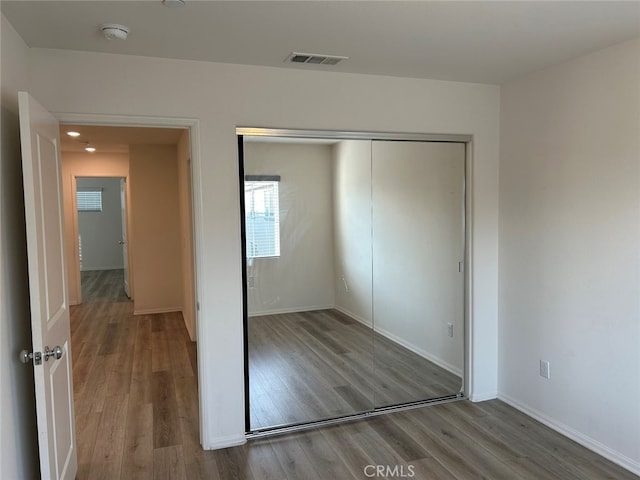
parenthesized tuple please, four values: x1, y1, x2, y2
(19, 91, 77, 480)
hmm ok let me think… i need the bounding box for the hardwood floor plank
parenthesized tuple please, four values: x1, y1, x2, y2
(215, 445, 256, 480)
(410, 457, 458, 480)
(319, 424, 377, 479)
(267, 435, 323, 480)
(153, 445, 187, 480)
(72, 341, 100, 397)
(74, 353, 117, 416)
(391, 410, 487, 479)
(175, 374, 205, 468)
(107, 336, 135, 395)
(121, 403, 154, 480)
(409, 407, 527, 480)
(294, 429, 358, 480)
(366, 415, 430, 462)
(152, 370, 181, 448)
(151, 329, 171, 373)
(185, 458, 222, 480)
(245, 441, 289, 480)
(87, 393, 129, 480)
(75, 412, 101, 480)
(432, 402, 523, 461)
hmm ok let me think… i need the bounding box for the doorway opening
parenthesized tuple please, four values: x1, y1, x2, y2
(75, 176, 130, 303)
(60, 122, 202, 477)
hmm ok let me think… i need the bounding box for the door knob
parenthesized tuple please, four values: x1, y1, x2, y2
(118, 240, 125, 245)
(44, 346, 63, 361)
(19, 349, 42, 365)
(19, 346, 62, 364)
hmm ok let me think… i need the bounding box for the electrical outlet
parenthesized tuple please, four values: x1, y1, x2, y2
(447, 323, 454, 338)
(539, 360, 550, 379)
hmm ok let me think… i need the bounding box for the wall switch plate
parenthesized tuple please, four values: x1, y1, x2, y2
(540, 360, 550, 379)
(447, 323, 454, 338)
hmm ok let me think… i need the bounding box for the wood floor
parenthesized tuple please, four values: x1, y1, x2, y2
(72, 270, 638, 480)
(72, 269, 198, 479)
(249, 310, 461, 429)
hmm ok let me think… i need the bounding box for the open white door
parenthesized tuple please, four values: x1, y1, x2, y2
(18, 92, 77, 480)
(120, 178, 130, 297)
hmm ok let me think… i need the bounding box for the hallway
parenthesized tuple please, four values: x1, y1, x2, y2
(71, 270, 198, 479)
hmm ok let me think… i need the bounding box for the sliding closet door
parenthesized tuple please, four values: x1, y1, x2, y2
(243, 139, 375, 431)
(371, 141, 465, 408)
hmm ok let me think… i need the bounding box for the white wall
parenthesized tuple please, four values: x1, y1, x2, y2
(76, 177, 124, 271)
(332, 140, 373, 325)
(0, 14, 40, 479)
(333, 141, 465, 376)
(499, 38, 640, 474)
(129, 144, 183, 315)
(23, 44, 500, 448)
(372, 141, 465, 376)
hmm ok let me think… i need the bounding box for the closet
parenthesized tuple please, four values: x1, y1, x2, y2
(238, 129, 468, 434)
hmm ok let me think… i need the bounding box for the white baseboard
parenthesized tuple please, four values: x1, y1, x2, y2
(248, 304, 335, 317)
(203, 434, 247, 450)
(334, 306, 463, 377)
(333, 305, 373, 327)
(133, 306, 182, 315)
(498, 392, 640, 476)
(469, 391, 497, 402)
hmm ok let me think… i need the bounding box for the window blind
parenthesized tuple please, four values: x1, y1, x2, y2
(76, 188, 103, 212)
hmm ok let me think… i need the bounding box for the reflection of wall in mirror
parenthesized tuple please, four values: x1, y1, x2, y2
(244, 142, 336, 316)
(244, 138, 464, 377)
(332, 140, 465, 376)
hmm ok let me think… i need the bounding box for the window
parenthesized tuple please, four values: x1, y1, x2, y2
(76, 188, 103, 212)
(244, 176, 281, 258)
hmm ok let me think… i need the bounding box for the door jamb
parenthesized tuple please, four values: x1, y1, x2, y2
(56, 112, 206, 446)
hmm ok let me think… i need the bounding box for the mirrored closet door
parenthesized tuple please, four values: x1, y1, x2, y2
(239, 130, 467, 434)
(371, 141, 465, 408)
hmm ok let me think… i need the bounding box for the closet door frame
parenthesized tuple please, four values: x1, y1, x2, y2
(237, 127, 473, 436)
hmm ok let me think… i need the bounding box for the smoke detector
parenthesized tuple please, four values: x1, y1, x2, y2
(163, 0, 186, 7)
(100, 24, 130, 41)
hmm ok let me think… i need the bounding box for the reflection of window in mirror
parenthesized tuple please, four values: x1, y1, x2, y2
(244, 177, 280, 259)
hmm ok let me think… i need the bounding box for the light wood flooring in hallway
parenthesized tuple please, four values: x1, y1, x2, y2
(72, 270, 638, 480)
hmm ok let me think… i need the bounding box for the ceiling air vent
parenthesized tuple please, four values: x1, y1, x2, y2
(287, 52, 348, 66)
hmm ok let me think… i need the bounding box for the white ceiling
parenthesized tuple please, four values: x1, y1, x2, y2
(60, 124, 186, 153)
(3, 1, 639, 84)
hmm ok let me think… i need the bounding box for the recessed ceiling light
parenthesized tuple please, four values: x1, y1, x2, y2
(85, 146, 96, 153)
(67, 131, 80, 137)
